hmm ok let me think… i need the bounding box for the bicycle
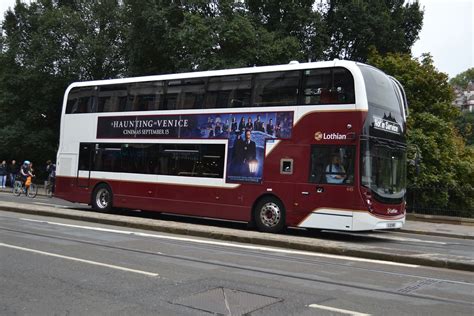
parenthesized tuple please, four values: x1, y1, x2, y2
(13, 178, 37, 198)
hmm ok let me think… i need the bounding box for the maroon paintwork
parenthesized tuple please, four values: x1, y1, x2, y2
(55, 111, 405, 226)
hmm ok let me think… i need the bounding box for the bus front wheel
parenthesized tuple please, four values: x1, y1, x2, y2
(254, 197, 286, 233)
(92, 184, 113, 213)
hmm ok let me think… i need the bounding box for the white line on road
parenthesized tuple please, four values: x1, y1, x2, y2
(360, 234, 447, 245)
(32, 202, 70, 208)
(20, 218, 419, 268)
(329, 231, 448, 245)
(308, 304, 371, 316)
(0, 242, 159, 277)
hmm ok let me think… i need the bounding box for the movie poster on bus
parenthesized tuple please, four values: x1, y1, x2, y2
(162, 111, 293, 183)
(222, 112, 293, 184)
(97, 111, 293, 183)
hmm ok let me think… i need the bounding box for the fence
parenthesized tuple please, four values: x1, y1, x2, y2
(406, 187, 474, 218)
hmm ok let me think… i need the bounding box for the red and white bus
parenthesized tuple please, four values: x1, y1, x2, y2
(55, 60, 408, 232)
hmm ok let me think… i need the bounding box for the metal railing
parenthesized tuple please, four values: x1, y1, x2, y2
(406, 187, 474, 218)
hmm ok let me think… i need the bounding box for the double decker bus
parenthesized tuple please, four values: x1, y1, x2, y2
(55, 60, 408, 233)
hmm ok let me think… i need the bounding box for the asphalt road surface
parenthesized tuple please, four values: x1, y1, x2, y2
(1, 209, 473, 315)
(2, 192, 473, 267)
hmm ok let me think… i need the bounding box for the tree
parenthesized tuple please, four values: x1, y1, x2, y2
(450, 68, 474, 89)
(368, 51, 474, 214)
(456, 112, 474, 147)
(0, 0, 125, 171)
(122, 0, 184, 75)
(450, 68, 474, 146)
(123, 0, 308, 74)
(247, 0, 327, 62)
(321, 0, 423, 62)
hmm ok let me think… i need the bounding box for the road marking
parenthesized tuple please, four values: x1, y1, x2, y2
(32, 202, 69, 208)
(363, 234, 447, 245)
(331, 231, 447, 245)
(308, 304, 371, 316)
(20, 218, 419, 268)
(0, 242, 159, 277)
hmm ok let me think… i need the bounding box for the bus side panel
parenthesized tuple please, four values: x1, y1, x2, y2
(258, 111, 364, 227)
(114, 180, 251, 221)
(55, 176, 91, 204)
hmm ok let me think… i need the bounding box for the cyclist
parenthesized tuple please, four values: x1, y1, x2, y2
(19, 160, 34, 193)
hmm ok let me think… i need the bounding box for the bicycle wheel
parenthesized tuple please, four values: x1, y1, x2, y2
(27, 183, 38, 198)
(13, 181, 22, 196)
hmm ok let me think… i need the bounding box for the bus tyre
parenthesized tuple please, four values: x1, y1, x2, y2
(254, 197, 286, 233)
(92, 184, 113, 213)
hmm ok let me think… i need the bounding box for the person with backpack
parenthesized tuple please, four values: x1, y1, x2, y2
(19, 161, 34, 192)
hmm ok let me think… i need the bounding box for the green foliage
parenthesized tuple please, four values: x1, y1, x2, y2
(321, 0, 423, 61)
(369, 51, 474, 214)
(0, 0, 124, 168)
(450, 68, 474, 88)
(456, 112, 474, 146)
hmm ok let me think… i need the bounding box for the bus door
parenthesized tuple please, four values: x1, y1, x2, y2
(77, 143, 93, 188)
(296, 145, 355, 230)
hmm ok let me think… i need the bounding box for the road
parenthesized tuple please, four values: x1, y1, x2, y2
(1, 200, 474, 314)
(2, 192, 473, 269)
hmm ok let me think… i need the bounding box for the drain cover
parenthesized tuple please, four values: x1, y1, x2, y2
(172, 287, 281, 315)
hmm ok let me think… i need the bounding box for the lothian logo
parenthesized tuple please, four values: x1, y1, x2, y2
(314, 131, 347, 141)
(314, 132, 323, 141)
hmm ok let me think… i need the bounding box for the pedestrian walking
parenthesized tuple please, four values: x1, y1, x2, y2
(8, 160, 19, 188)
(46, 160, 56, 193)
(0, 160, 7, 188)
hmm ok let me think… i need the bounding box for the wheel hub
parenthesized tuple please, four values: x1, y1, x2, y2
(97, 189, 109, 208)
(260, 202, 281, 228)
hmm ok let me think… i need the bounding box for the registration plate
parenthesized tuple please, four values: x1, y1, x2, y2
(386, 222, 396, 228)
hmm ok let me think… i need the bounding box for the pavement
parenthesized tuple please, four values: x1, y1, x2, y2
(403, 215, 474, 239)
(0, 187, 473, 272)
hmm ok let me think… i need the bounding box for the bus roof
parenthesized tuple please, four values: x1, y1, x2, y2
(66, 59, 366, 90)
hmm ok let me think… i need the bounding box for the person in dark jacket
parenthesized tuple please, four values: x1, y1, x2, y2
(46, 160, 56, 193)
(0, 160, 8, 188)
(232, 130, 257, 176)
(8, 160, 19, 188)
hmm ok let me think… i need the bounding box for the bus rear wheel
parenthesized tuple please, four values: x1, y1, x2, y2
(92, 184, 113, 213)
(254, 197, 286, 233)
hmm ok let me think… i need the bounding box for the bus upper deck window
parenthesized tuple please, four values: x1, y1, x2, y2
(303, 68, 355, 105)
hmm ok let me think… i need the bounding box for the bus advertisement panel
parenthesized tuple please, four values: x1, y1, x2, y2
(97, 111, 293, 184)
